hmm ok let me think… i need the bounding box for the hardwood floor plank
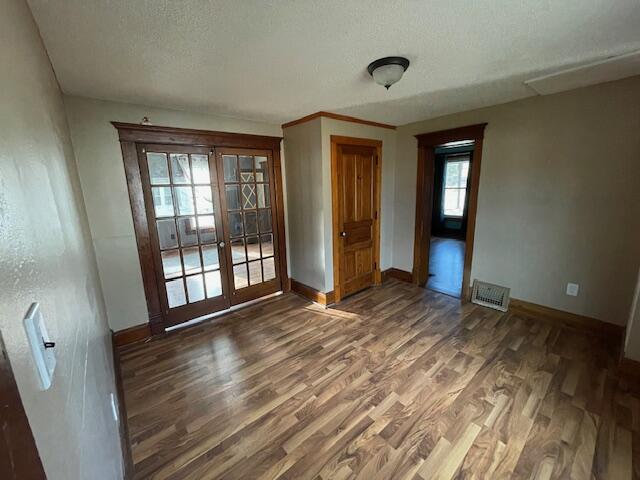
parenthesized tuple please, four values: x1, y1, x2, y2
(117, 280, 637, 479)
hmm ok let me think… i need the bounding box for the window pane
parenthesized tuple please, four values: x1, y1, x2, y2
(191, 155, 210, 184)
(444, 159, 470, 188)
(242, 184, 257, 209)
(443, 188, 466, 217)
(225, 185, 241, 211)
(202, 245, 219, 271)
(182, 247, 202, 275)
(175, 186, 195, 215)
(263, 257, 276, 281)
(170, 154, 191, 184)
(248, 260, 262, 285)
(228, 212, 244, 238)
(460, 161, 469, 185)
(246, 236, 260, 261)
(205, 271, 222, 298)
(223, 155, 238, 182)
(257, 184, 270, 208)
(233, 264, 249, 289)
(152, 187, 174, 217)
(255, 156, 269, 183)
(177, 217, 198, 246)
(260, 234, 273, 257)
(166, 279, 186, 308)
(195, 185, 214, 214)
(239, 155, 254, 182)
(147, 153, 170, 185)
(197, 215, 216, 244)
(186, 274, 205, 303)
(156, 219, 178, 250)
(258, 209, 272, 233)
(231, 238, 246, 264)
(161, 250, 182, 279)
(244, 211, 258, 236)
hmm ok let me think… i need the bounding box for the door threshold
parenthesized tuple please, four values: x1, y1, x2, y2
(165, 291, 284, 332)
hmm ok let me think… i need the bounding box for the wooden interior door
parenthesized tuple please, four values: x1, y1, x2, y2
(139, 144, 231, 326)
(217, 148, 282, 304)
(334, 140, 381, 300)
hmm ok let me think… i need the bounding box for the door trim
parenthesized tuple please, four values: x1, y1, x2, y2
(113, 123, 288, 333)
(412, 123, 486, 299)
(331, 135, 382, 303)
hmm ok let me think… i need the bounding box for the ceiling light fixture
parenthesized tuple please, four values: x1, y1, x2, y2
(367, 56, 410, 90)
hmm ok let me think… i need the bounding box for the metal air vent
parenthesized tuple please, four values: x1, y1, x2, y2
(471, 280, 510, 312)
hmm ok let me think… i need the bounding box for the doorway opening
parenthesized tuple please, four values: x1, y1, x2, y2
(427, 147, 473, 297)
(412, 124, 486, 299)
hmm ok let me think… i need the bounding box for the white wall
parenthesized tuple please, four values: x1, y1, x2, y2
(283, 117, 396, 293)
(64, 96, 282, 331)
(393, 76, 640, 326)
(0, 0, 123, 478)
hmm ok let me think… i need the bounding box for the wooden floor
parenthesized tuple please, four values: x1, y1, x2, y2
(427, 237, 464, 298)
(119, 280, 639, 479)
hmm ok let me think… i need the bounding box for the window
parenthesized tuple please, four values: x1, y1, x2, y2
(442, 156, 470, 217)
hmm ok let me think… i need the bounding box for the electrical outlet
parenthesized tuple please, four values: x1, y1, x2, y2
(566, 283, 579, 296)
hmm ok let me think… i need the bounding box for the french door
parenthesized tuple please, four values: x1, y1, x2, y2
(138, 144, 283, 326)
(217, 148, 282, 305)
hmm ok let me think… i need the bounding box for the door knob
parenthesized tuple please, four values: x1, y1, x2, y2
(218, 241, 226, 248)
(340, 231, 347, 237)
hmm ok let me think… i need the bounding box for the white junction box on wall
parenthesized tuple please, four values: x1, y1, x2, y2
(23, 303, 57, 390)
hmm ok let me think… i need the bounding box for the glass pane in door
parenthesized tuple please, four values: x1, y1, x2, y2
(146, 150, 225, 310)
(222, 153, 278, 290)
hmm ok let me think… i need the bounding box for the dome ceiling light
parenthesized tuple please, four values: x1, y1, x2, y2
(367, 56, 410, 90)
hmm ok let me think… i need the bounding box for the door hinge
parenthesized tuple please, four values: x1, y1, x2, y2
(374, 211, 378, 220)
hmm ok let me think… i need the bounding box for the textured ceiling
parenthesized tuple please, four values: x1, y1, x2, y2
(28, 0, 640, 126)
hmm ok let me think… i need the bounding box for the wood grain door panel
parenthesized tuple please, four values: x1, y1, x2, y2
(335, 142, 380, 299)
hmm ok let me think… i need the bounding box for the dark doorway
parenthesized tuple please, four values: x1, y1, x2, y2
(412, 124, 486, 299)
(426, 145, 473, 297)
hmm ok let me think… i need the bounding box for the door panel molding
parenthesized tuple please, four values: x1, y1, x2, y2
(114, 123, 288, 331)
(413, 123, 486, 299)
(331, 135, 382, 303)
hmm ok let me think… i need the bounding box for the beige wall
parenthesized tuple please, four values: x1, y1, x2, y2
(624, 270, 640, 360)
(393, 76, 640, 325)
(0, 0, 123, 478)
(64, 96, 282, 331)
(283, 117, 396, 293)
(282, 118, 326, 291)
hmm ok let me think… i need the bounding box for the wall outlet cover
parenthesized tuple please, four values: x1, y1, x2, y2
(23, 303, 56, 390)
(566, 283, 580, 296)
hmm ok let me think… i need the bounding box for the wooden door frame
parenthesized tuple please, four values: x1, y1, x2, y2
(412, 123, 486, 299)
(113, 122, 288, 334)
(0, 331, 46, 479)
(331, 135, 383, 303)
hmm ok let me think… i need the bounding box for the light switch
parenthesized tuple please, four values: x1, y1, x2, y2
(23, 303, 56, 390)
